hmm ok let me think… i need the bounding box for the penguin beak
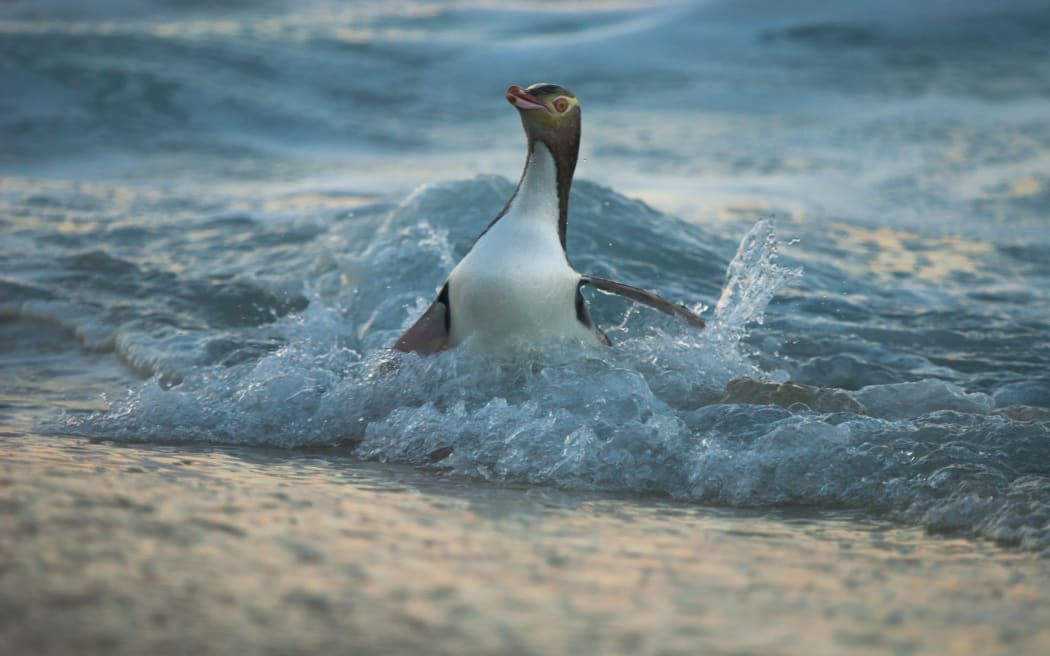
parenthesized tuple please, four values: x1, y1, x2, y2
(506, 85, 548, 112)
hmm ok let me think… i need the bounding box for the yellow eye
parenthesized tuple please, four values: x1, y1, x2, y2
(553, 97, 570, 113)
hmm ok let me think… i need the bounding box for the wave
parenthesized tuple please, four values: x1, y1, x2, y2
(28, 177, 1048, 554)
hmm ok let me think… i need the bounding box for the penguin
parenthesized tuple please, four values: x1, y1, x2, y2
(393, 82, 704, 355)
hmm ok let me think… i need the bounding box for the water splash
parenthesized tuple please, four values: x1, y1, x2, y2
(713, 218, 802, 337)
(41, 178, 1050, 554)
(56, 179, 791, 446)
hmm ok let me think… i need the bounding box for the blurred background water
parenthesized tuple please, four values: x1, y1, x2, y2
(2, 1, 1050, 654)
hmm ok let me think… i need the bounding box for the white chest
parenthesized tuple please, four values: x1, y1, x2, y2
(445, 144, 596, 349)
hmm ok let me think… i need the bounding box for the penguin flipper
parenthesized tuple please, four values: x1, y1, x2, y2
(393, 284, 451, 354)
(581, 275, 705, 328)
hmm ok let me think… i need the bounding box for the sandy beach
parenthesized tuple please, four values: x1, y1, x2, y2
(4, 434, 1048, 656)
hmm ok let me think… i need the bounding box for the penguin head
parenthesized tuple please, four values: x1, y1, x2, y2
(506, 82, 581, 181)
(506, 83, 580, 149)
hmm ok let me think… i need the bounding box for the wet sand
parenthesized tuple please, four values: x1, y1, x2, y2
(2, 434, 1048, 656)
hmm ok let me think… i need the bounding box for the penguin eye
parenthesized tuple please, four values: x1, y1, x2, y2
(553, 97, 570, 113)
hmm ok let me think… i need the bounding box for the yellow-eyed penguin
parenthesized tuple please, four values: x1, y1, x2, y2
(394, 82, 704, 354)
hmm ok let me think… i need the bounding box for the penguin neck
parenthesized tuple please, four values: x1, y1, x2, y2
(508, 139, 576, 250)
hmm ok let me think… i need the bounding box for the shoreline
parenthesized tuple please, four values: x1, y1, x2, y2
(3, 433, 1048, 655)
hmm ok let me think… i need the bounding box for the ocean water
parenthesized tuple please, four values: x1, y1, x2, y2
(3, 0, 1050, 653)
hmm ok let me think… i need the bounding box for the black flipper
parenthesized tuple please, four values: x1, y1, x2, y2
(393, 283, 452, 354)
(581, 276, 705, 328)
(575, 280, 611, 345)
